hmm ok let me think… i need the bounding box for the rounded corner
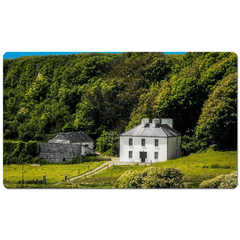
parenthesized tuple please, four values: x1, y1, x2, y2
(3, 181, 9, 189)
(231, 52, 238, 58)
(3, 52, 9, 59)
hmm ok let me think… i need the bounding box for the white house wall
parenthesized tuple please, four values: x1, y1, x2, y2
(167, 136, 181, 159)
(120, 136, 168, 163)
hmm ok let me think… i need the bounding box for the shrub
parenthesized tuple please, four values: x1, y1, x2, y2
(3, 140, 40, 164)
(25, 140, 40, 156)
(200, 171, 237, 189)
(62, 154, 104, 164)
(115, 167, 184, 189)
(183, 174, 218, 188)
(24, 179, 45, 184)
(142, 167, 184, 188)
(115, 170, 143, 188)
(219, 172, 237, 188)
(96, 131, 119, 154)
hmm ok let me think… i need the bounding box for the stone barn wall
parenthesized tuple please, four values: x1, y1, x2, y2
(39, 143, 91, 162)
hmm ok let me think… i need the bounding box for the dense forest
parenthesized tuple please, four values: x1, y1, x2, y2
(3, 52, 237, 156)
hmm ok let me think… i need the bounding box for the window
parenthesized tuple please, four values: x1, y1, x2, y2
(129, 138, 133, 146)
(154, 152, 158, 159)
(155, 139, 159, 147)
(141, 139, 145, 146)
(129, 151, 133, 158)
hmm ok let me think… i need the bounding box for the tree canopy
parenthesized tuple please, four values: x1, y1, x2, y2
(3, 52, 237, 153)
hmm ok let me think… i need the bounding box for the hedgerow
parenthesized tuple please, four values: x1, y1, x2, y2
(3, 140, 40, 164)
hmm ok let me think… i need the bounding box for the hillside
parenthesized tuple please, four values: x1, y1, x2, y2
(3, 52, 237, 154)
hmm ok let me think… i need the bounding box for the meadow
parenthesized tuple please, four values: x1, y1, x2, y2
(71, 150, 237, 188)
(3, 161, 107, 188)
(3, 150, 237, 188)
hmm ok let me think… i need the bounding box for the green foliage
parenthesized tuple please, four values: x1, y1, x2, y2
(102, 141, 120, 157)
(183, 72, 237, 153)
(3, 140, 40, 164)
(115, 170, 143, 188)
(115, 167, 184, 188)
(200, 171, 237, 188)
(127, 52, 237, 152)
(3, 52, 237, 153)
(24, 179, 45, 184)
(63, 155, 104, 164)
(95, 130, 119, 154)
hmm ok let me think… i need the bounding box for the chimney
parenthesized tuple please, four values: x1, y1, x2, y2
(141, 118, 149, 127)
(161, 118, 174, 128)
(152, 119, 161, 128)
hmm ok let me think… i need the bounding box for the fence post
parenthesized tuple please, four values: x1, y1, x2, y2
(21, 157, 24, 187)
(88, 165, 89, 170)
(65, 175, 67, 182)
(78, 169, 80, 175)
(43, 175, 46, 184)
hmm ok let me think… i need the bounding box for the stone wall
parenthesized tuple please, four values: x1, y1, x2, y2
(39, 143, 94, 162)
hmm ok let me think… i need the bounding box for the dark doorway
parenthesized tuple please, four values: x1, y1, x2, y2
(139, 151, 147, 163)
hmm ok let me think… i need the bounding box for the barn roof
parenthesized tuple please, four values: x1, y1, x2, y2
(50, 131, 93, 143)
(120, 123, 181, 137)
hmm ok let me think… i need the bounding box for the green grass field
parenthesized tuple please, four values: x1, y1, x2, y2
(3, 150, 237, 188)
(71, 150, 237, 188)
(3, 161, 107, 187)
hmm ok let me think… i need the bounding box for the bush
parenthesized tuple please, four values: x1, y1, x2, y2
(219, 172, 237, 188)
(96, 131, 119, 154)
(200, 171, 237, 189)
(29, 157, 50, 165)
(202, 164, 231, 169)
(3, 140, 40, 164)
(115, 167, 184, 189)
(142, 167, 184, 188)
(183, 174, 218, 188)
(102, 144, 119, 157)
(24, 179, 45, 184)
(62, 154, 104, 164)
(115, 170, 144, 188)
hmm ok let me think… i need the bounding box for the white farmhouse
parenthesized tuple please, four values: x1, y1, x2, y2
(120, 118, 181, 163)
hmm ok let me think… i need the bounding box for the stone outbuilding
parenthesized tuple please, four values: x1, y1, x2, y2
(120, 118, 181, 163)
(39, 131, 94, 162)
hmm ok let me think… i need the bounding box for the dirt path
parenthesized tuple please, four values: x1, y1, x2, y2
(68, 160, 118, 181)
(54, 156, 149, 185)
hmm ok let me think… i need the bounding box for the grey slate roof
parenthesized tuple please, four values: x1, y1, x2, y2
(50, 131, 93, 143)
(120, 123, 181, 137)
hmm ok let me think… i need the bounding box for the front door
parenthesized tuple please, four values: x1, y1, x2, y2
(140, 152, 147, 162)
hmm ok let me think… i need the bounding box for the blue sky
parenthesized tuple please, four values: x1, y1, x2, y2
(3, 52, 186, 59)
